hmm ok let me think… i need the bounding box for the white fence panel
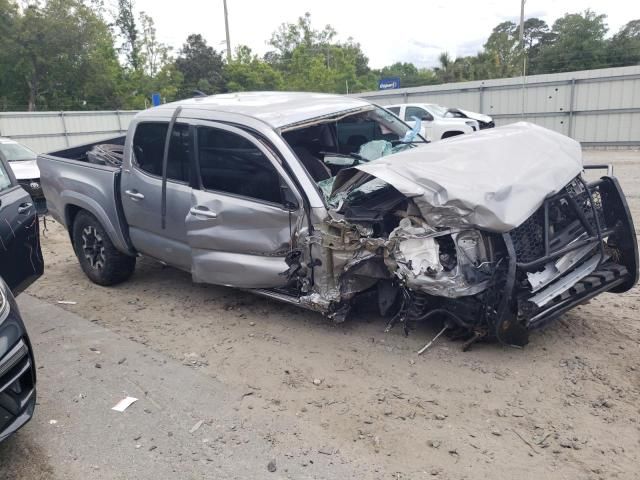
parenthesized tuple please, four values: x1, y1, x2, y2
(0, 110, 138, 153)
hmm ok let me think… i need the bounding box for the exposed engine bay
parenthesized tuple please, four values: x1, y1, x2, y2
(281, 119, 638, 349)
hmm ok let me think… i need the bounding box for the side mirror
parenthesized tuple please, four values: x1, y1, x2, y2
(422, 114, 434, 122)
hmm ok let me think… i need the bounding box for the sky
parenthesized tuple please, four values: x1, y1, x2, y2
(134, 0, 640, 69)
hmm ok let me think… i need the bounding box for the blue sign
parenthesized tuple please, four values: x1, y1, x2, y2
(378, 77, 401, 90)
(151, 92, 162, 106)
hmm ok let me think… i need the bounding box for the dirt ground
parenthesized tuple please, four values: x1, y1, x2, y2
(28, 150, 640, 479)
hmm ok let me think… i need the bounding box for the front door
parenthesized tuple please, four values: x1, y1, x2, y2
(186, 122, 304, 289)
(121, 121, 194, 270)
(0, 157, 43, 294)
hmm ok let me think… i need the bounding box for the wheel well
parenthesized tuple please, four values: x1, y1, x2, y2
(441, 131, 464, 139)
(65, 204, 83, 237)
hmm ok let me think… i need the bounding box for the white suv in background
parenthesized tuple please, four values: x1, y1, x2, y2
(385, 103, 479, 142)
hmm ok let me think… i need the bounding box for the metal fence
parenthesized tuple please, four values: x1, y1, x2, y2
(356, 65, 640, 147)
(0, 110, 138, 153)
(1, 65, 639, 151)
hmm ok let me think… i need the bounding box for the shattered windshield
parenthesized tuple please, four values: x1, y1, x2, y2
(282, 106, 425, 206)
(0, 142, 37, 162)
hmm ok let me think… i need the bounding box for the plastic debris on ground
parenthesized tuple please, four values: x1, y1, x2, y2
(111, 396, 138, 412)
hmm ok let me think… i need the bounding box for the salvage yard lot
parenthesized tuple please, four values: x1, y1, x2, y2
(2, 150, 639, 479)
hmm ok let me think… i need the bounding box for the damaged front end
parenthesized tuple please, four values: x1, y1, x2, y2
(285, 123, 638, 348)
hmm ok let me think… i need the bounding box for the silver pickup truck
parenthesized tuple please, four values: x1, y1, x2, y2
(38, 92, 638, 348)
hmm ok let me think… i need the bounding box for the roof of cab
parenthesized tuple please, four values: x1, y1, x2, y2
(150, 91, 373, 129)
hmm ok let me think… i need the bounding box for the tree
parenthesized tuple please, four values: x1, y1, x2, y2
(174, 34, 225, 97)
(139, 12, 171, 77)
(532, 10, 608, 73)
(608, 20, 640, 67)
(225, 45, 283, 91)
(115, 0, 141, 71)
(13, 0, 124, 110)
(482, 21, 522, 78)
(264, 13, 376, 93)
(379, 62, 437, 88)
(0, 0, 20, 109)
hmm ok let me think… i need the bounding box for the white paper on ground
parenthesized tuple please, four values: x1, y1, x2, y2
(112, 396, 138, 412)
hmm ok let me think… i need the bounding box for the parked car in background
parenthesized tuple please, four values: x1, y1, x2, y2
(0, 152, 43, 442)
(385, 103, 478, 142)
(0, 138, 47, 213)
(444, 107, 495, 129)
(38, 92, 638, 349)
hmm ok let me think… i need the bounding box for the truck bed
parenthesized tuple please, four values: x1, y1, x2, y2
(37, 136, 133, 255)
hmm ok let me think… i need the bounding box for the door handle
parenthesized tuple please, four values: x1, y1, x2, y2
(17, 202, 32, 214)
(189, 207, 218, 219)
(125, 190, 145, 200)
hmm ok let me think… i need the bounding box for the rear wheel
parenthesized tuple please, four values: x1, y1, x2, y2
(72, 211, 135, 286)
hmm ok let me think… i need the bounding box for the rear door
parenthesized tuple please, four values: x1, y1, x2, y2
(0, 157, 43, 294)
(186, 121, 304, 289)
(121, 121, 194, 270)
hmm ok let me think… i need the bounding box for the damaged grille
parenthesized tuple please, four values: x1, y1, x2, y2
(511, 177, 607, 265)
(511, 209, 545, 263)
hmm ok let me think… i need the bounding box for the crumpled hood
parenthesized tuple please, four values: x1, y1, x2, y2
(349, 122, 583, 232)
(8, 160, 40, 180)
(454, 108, 493, 124)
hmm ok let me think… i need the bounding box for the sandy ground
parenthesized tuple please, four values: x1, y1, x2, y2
(26, 150, 640, 479)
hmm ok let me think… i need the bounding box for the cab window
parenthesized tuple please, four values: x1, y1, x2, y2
(132, 122, 190, 182)
(404, 106, 431, 121)
(196, 127, 282, 204)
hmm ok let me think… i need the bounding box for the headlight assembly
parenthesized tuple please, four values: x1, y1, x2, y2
(0, 283, 9, 324)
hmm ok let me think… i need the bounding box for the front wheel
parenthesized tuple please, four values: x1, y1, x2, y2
(72, 211, 135, 286)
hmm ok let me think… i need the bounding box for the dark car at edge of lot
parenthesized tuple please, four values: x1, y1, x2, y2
(0, 152, 44, 442)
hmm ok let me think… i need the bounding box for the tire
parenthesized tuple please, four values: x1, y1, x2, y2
(72, 211, 136, 286)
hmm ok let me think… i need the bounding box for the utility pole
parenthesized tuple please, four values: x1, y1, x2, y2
(519, 0, 526, 117)
(223, 0, 231, 62)
(519, 0, 525, 48)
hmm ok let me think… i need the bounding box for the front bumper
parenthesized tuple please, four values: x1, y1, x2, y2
(0, 296, 36, 442)
(497, 174, 638, 342)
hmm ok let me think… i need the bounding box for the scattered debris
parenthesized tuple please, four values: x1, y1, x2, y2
(112, 396, 138, 412)
(267, 459, 277, 472)
(312, 378, 322, 386)
(57, 300, 77, 305)
(49, 419, 58, 425)
(510, 429, 538, 454)
(417, 326, 448, 355)
(318, 447, 335, 455)
(189, 420, 204, 434)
